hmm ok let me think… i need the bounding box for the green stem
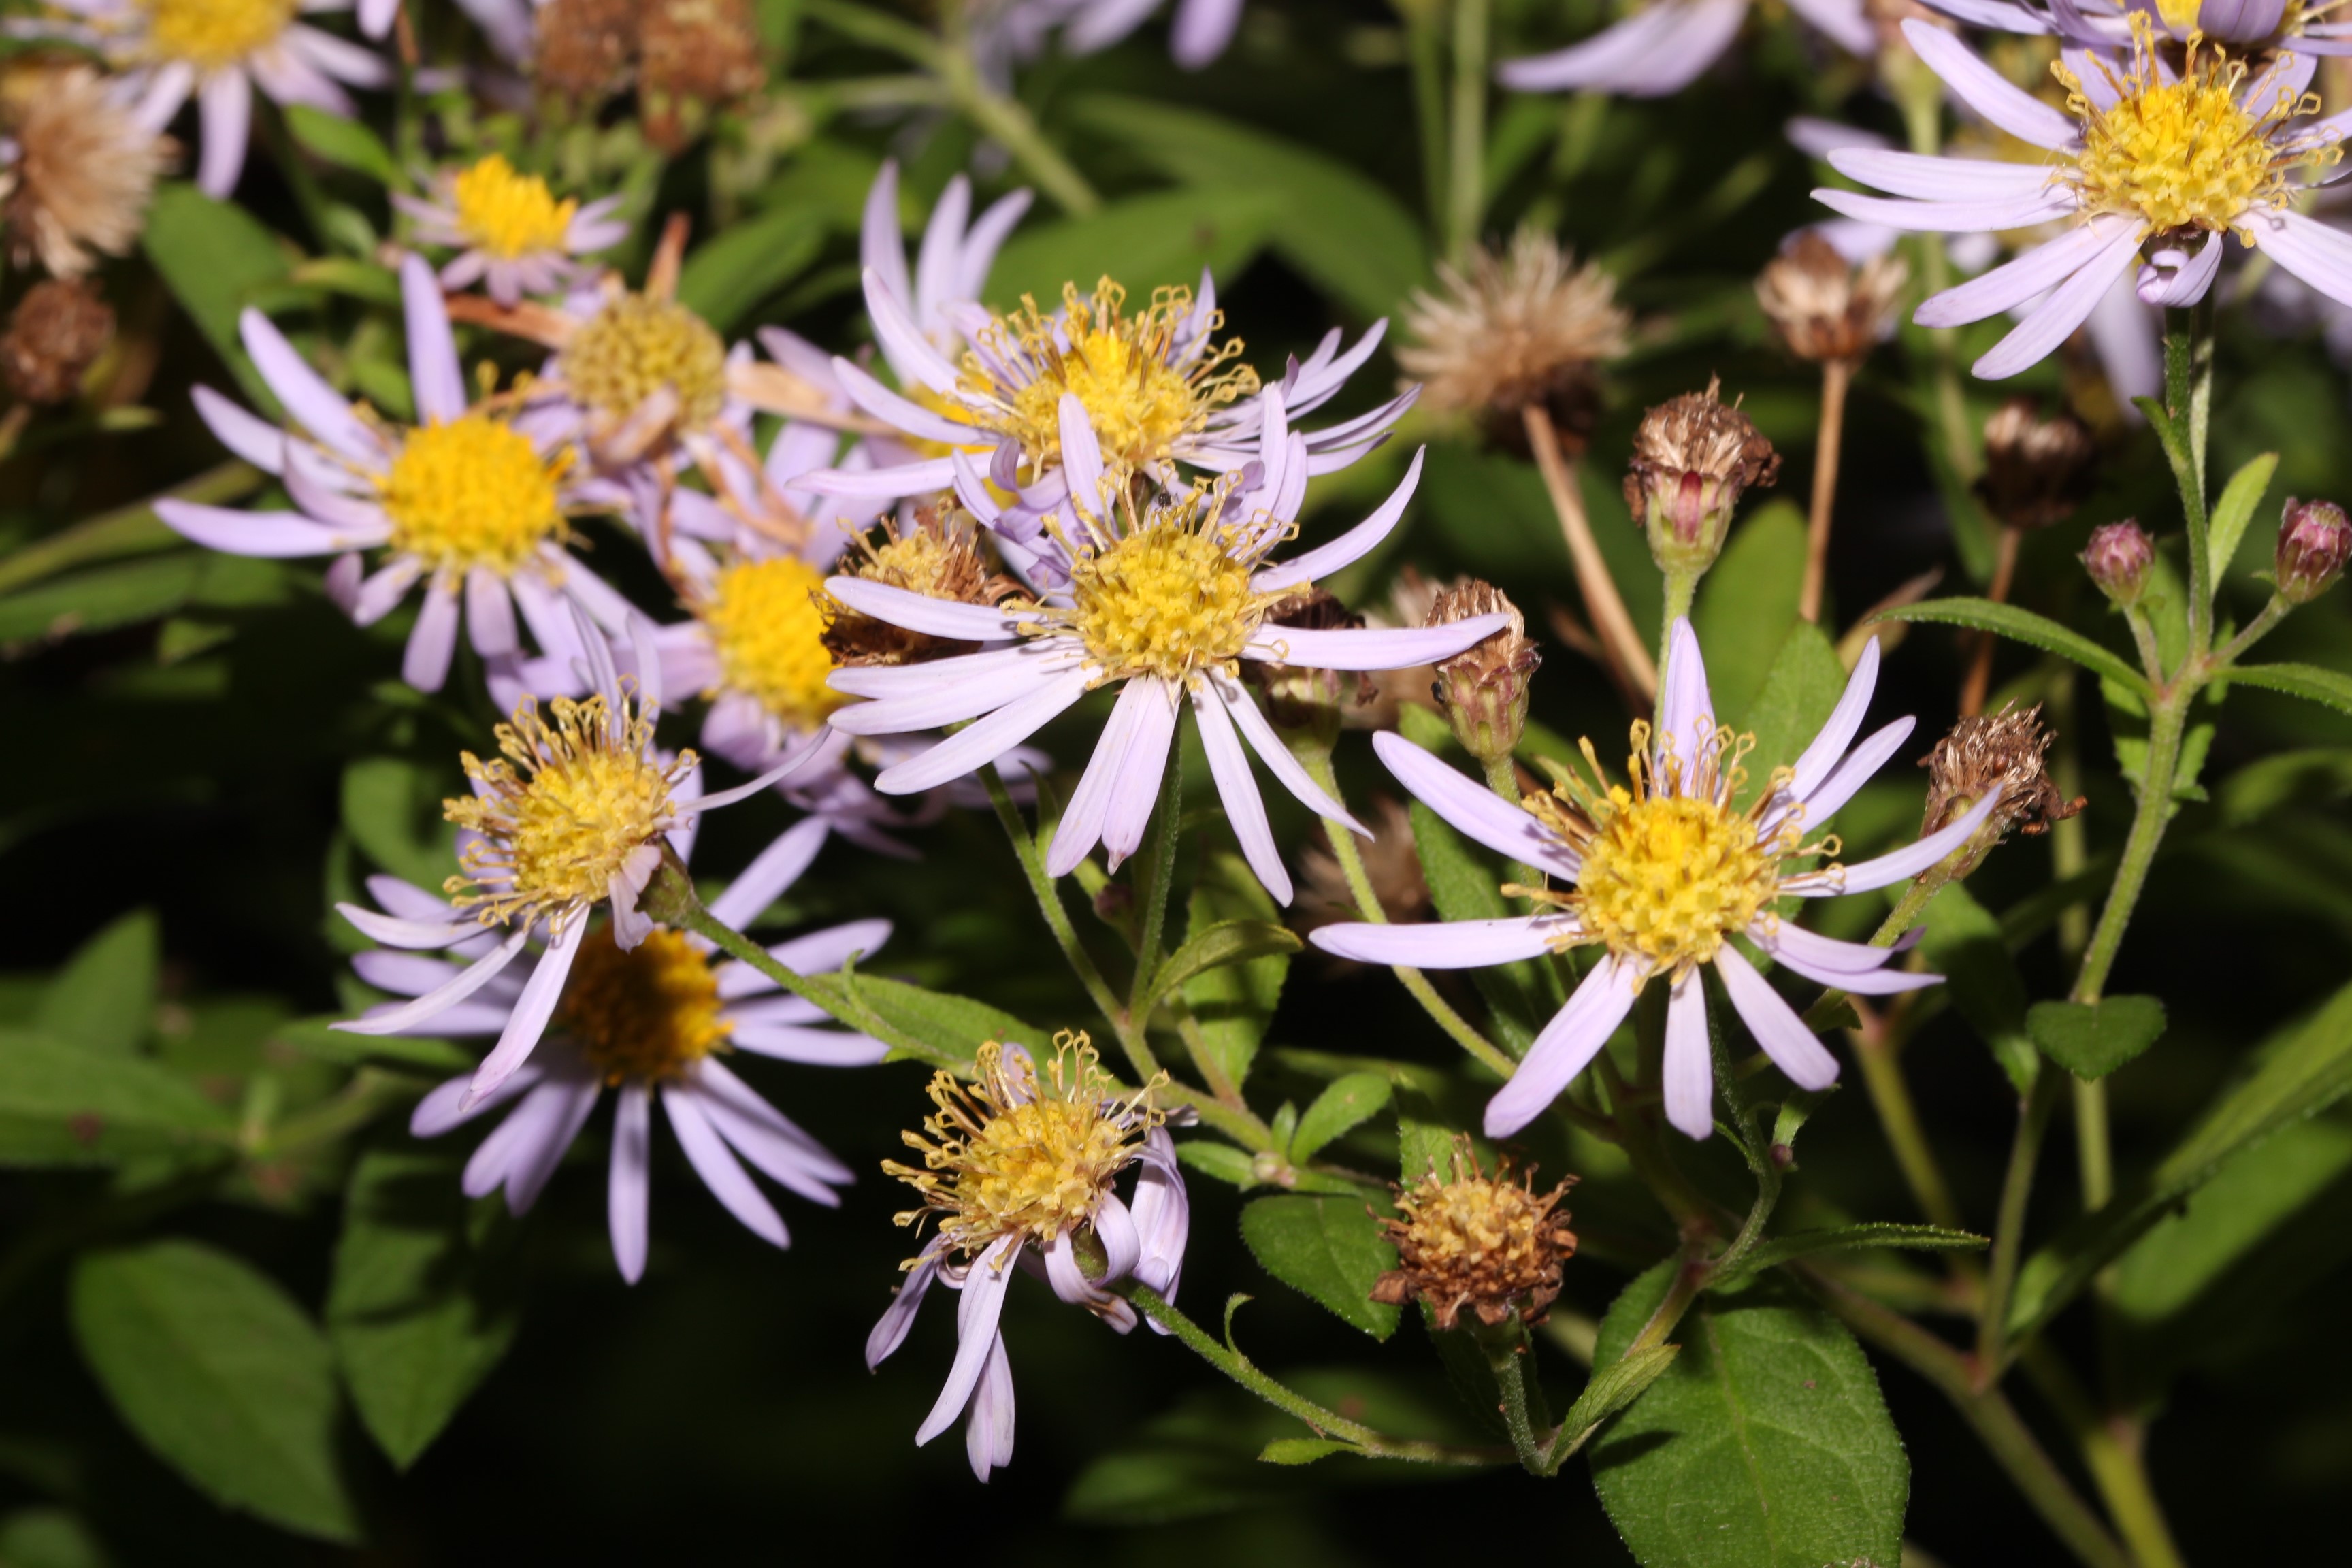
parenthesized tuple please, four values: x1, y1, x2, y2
(2020, 1345, 2190, 1568)
(1655, 568, 1699, 735)
(1407, 6, 1449, 243)
(2160, 306, 2214, 653)
(2070, 690, 2188, 1007)
(1129, 1286, 1509, 1465)
(1126, 748, 1185, 1022)
(0, 461, 263, 595)
(1976, 1071, 2061, 1376)
(981, 765, 1134, 1059)
(2210, 594, 2291, 669)
(1482, 1318, 1552, 1474)
(935, 24, 1099, 214)
(1444, 0, 1490, 263)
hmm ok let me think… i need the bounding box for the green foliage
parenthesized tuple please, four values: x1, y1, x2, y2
(1140, 919, 1301, 1020)
(35, 911, 159, 1058)
(1177, 851, 1290, 1091)
(1737, 619, 1848, 791)
(70, 1243, 359, 1542)
(1916, 882, 2039, 1093)
(1408, 800, 1541, 1051)
(1690, 501, 1806, 730)
(1874, 597, 2149, 693)
(1288, 1073, 1391, 1165)
(2224, 661, 2352, 717)
(140, 185, 293, 411)
(2206, 453, 2281, 590)
(820, 973, 1051, 1069)
(2027, 996, 2168, 1081)
(985, 189, 1281, 312)
(677, 205, 828, 331)
(0, 1030, 233, 1167)
(342, 757, 458, 889)
(1239, 1196, 1399, 1340)
(1589, 1263, 1908, 1568)
(1716, 1223, 1987, 1285)
(284, 105, 401, 186)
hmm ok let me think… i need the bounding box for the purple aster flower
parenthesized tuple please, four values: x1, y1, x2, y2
(1923, 0, 2352, 57)
(156, 256, 641, 693)
(821, 396, 1508, 903)
(983, 0, 1247, 71)
(1497, 0, 1874, 100)
(394, 153, 629, 307)
(1814, 20, 2352, 379)
(869, 1036, 1189, 1481)
(26, 0, 389, 198)
(330, 610, 826, 1109)
(1310, 620, 2004, 1140)
(357, 817, 883, 1283)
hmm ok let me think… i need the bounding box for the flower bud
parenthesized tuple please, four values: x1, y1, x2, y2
(2080, 520, 2153, 608)
(1369, 1137, 1578, 1331)
(1918, 703, 2085, 881)
(1978, 397, 2096, 532)
(1424, 580, 1539, 766)
(1, 278, 112, 405)
(2275, 497, 2351, 605)
(1623, 376, 1779, 576)
(1754, 233, 1906, 368)
(1245, 588, 1371, 745)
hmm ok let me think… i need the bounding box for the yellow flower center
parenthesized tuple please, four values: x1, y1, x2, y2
(555, 926, 732, 1083)
(450, 154, 578, 260)
(445, 693, 696, 929)
(1064, 516, 1265, 684)
(563, 293, 728, 427)
(1573, 791, 1780, 971)
(698, 557, 844, 730)
(968, 278, 1257, 472)
(885, 1036, 1162, 1259)
(378, 413, 571, 576)
(141, 0, 294, 69)
(2063, 26, 2333, 236)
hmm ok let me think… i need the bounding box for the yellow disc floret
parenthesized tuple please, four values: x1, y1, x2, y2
(378, 413, 571, 576)
(450, 154, 578, 259)
(445, 692, 697, 930)
(141, 0, 295, 69)
(556, 926, 732, 1082)
(885, 1035, 1162, 1260)
(1065, 514, 1266, 684)
(2064, 23, 2334, 237)
(563, 293, 728, 427)
(969, 278, 1258, 472)
(698, 557, 844, 730)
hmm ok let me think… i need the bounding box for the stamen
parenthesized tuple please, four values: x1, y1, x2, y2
(696, 557, 844, 730)
(451, 154, 578, 260)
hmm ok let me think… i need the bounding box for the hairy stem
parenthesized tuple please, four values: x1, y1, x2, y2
(2070, 689, 2187, 1007)
(981, 765, 1137, 1060)
(1799, 358, 1852, 625)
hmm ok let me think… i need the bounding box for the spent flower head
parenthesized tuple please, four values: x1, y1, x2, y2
(1980, 398, 2098, 531)
(1755, 232, 1908, 367)
(1426, 581, 1540, 766)
(0, 63, 172, 279)
(1920, 703, 2086, 879)
(1623, 377, 1780, 574)
(1371, 1137, 1578, 1331)
(2, 277, 112, 405)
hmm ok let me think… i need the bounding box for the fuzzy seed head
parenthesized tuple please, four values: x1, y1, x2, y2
(1755, 233, 1908, 366)
(1397, 229, 1628, 446)
(1371, 1137, 1578, 1330)
(1979, 398, 2097, 531)
(0, 65, 172, 279)
(1920, 702, 2085, 876)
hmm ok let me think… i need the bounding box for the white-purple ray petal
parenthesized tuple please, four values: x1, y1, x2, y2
(1211, 672, 1368, 836)
(1663, 974, 1714, 1141)
(351, 948, 475, 997)
(828, 647, 1082, 736)
(831, 355, 978, 445)
(1058, 393, 1109, 518)
(2136, 233, 2222, 308)
(196, 67, 250, 198)
(466, 568, 519, 658)
(1784, 634, 1880, 804)
(156, 500, 363, 558)
(1496, 0, 1745, 99)
(1714, 944, 1840, 1090)
(1753, 919, 1914, 977)
(609, 1082, 653, 1283)
(1914, 215, 2140, 328)
(465, 917, 582, 1105)
(1369, 730, 1575, 875)
(463, 1079, 574, 1205)
(1656, 617, 1716, 783)
(191, 385, 287, 472)
(502, 1071, 600, 1213)
(402, 578, 461, 690)
(363, 874, 457, 923)
(664, 1087, 790, 1247)
(913, 174, 972, 327)
(868, 1242, 944, 1369)
(1783, 716, 1913, 831)
(728, 1024, 892, 1065)
(872, 665, 1094, 794)
(1918, 0, 2053, 30)
(1784, 788, 2004, 896)
(2242, 46, 2317, 114)
(916, 1235, 1019, 1446)
(1191, 681, 1290, 904)
(1812, 186, 2078, 233)
(1254, 447, 1423, 592)
(400, 256, 466, 423)
(1047, 676, 1156, 878)
(2249, 208, 2352, 309)
(694, 1059, 854, 1181)
(1309, 914, 1568, 968)
(956, 189, 1033, 301)
(671, 734, 832, 813)
(1766, 941, 1943, 994)
(1827, 148, 2062, 201)
(1485, 954, 1639, 1137)
(721, 994, 830, 1028)
(1784, 0, 1874, 53)
(333, 925, 530, 1032)
(1243, 616, 1508, 670)
(824, 575, 1032, 641)
(1098, 681, 1181, 870)
(410, 1063, 540, 1137)
(964, 1333, 1015, 1482)
(240, 307, 378, 462)
(860, 162, 913, 318)
(1903, 19, 2080, 150)
(862, 267, 962, 393)
(800, 454, 961, 500)
(1974, 227, 2144, 378)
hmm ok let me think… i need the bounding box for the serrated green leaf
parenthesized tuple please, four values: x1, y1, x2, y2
(1173, 1139, 1260, 1188)
(1589, 1262, 1907, 1568)
(71, 1243, 359, 1542)
(341, 757, 459, 891)
(985, 187, 1280, 314)
(1718, 1223, 1987, 1286)
(2207, 451, 2279, 582)
(1239, 1195, 1399, 1339)
(1177, 851, 1288, 1092)
(1141, 919, 1301, 1019)
(1916, 882, 2038, 1093)
(327, 1149, 521, 1470)
(677, 203, 828, 331)
(140, 184, 293, 412)
(2027, 996, 2167, 1081)
(2223, 661, 2352, 716)
(1691, 501, 1807, 730)
(283, 104, 398, 185)
(1407, 800, 1540, 1051)
(37, 910, 159, 1057)
(1737, 620, 1848, 800)
(0, 1029, 233, 1167)
(1288, 1072, 1392, 1164)
(1874, 598, 2147, 695)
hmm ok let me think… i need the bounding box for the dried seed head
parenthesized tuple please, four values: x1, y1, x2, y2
(820, 508, 1015, 668)
(1396, 228, 1629, 455)
(1978, 398, 2098, 531)
(640, 0, 766, 152)
(1623, 376, 1780, 574)
(2275, 497, 2351, 606)
(1370, 1137, 1578, 1331)
(0, 64, 173, 279)
(1426, 580, 1540, 765)
(1919, 702, 2085, 879)
(1246, 587, 1373, 741)
(532, 0, 639, 101)
(1, 277, 113, 404)
(2081, 519, 2154, 608)
(1755, 233, 1907, 366)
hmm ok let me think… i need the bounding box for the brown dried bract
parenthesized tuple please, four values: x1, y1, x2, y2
(1622, 376, 1780, 542)
(1920, 702, 2085, 851)
(640, 0, 766, 150)
(2, 277, 112, 405)
(1369, 1137, 1578, 1331)
(0, 63, 173, 280)
(1978, 397, 2097, 532)
(1426, 579, 1539, 764)
(1755, 233, 1907, 367)
(533, 0, 640, 102)
(819, 508, 1017, 668)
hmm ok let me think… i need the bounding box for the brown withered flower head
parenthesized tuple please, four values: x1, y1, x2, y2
(1371, 1136, 1578, 1331)
(1918, 702, 2085, 879)
(1623, 376, 1780, 573)
(640, 0, 767, 152)
(1396, 228, 1630, 454)
(0, 65, 173, 280)
(1978, 398, 2097, 532)
(1, 277, 113, 405)
(1755, 232, 1907, 368)
(819, 508, 1016, 668)
(533, 0, 641, 103)
(1426, 580, 1540, 766)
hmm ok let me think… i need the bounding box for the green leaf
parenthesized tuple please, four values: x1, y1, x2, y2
(71, 1243, 359, 1542)
(677, 204, 828, 333)
(1288, 1072, 1392, 1164)
(1239, 1194, 1399, 1339)
(140, 184, 293, 412)
(0, 555, 205, 644)
(1691, 501, 1807, 730)
(1552, 1343, 1681, 1460)
(2206, 451, 2279, 583)
(1737, 619, 1849, 800)
(1068, 95, 1430, 318)
(1916, 883, 2039, 1093)
(341, 757, 457, 889)
(1141, 919, 1301, 1019)
(2008, 973, 2352, 1341)
(37, 910, 159, 1057)
(2027, 996, 2167, 1081)
(0, 1030, 233, 1167)
(0, 1507, 108, 1568)
(1589, 1263, 1908, 1568)
(1177, 851, 1288, 1091)
(985, 187, 1281, 314)
(1873, 598, 2148, 696)
(1173, 1139, 1260, 1188)
(1408, 800, 1541, 1051)
(1257, 1438, 1358, 1465)
(327, 1149, 521, 1470)
(282, 104, 399, 186)
(2222, 662, 2352, 717)
(831, 975, 1051, 1069)
(1719, 1223, 1987, 1286)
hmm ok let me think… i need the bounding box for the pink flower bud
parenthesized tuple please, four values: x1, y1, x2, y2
(2081, 521, 2153, 608)
(2276, 498, 2350, 606)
